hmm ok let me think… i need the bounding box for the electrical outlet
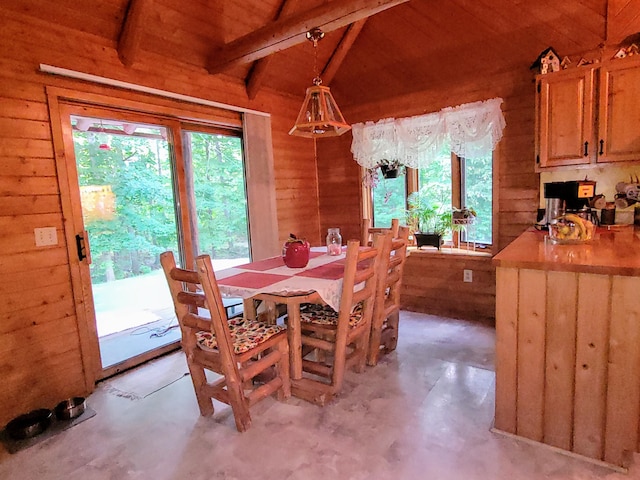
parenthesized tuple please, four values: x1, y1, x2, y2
(34, 227, 58, 247)
(463, 269, 473, 283)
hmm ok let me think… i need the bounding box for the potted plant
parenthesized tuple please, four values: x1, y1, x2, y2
(452, 206, 477, 224)
(406, 190, 453, 250)
(379, 159, 403, 179)
(362, 159, 405, 188)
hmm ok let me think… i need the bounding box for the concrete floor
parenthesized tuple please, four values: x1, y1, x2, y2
(1, 311, 638, 479)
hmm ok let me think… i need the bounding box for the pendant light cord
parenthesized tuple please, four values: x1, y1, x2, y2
(307, 27, 324, 86)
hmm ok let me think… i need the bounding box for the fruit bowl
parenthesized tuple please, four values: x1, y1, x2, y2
(548, 214, 594, 244)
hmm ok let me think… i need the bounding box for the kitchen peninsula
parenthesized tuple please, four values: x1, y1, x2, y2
(492, 226, 640, 469)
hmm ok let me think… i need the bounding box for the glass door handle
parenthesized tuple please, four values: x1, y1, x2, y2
(75, 231, 92, 264)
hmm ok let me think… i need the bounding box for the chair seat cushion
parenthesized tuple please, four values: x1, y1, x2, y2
(195, 318, 285, 354)
(299, 302, 364, 328)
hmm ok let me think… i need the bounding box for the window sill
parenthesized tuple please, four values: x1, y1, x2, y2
(407, 245, 493, 258)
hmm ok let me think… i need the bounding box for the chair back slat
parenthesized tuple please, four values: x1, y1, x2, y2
(183, 312, 213, 331)
(177, 291, 207, 308)
(170, 267, 200, 284)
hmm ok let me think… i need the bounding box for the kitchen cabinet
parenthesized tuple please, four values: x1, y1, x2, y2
(536, 57, 640, 169)
(598, 59, 640, 163)
(536, 67, 595, 168)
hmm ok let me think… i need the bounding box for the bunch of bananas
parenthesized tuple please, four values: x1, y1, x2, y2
(551, 214, 595, 241)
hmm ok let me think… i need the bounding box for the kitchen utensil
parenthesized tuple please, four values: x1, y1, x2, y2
(601, 203, 616, 225)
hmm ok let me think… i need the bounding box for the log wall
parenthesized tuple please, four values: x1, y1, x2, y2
(316, 133, 363, 244)
(0, 7, 322, 426)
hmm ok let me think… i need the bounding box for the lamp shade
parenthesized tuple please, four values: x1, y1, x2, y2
(289, 84, 351, 138)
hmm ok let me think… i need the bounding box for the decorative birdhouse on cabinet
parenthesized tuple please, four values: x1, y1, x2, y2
(531, 47, 561, 74)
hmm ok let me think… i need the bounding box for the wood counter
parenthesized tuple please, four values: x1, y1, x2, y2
(493, 226, 640, 276)
(492, 226, 640, 469)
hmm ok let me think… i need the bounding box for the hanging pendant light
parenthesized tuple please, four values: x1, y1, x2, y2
(289, 28, 351, 138)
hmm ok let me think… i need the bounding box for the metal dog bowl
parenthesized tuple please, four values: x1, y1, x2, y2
(55, 397, 86, 420)
(5, 408, 53, 439)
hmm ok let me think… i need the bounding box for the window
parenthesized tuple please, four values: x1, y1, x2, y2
(461, 155, 492, 244)
(183, 129, 250, 267)
(416, 149, 454, 242)
(372, 173, 406, 228)
(369, 151, 493, 248)
(353, 98, 503, 250)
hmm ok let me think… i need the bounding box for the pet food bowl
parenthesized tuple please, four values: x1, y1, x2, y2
(5, 408, 53, 439)
(54, 397, 86, 421)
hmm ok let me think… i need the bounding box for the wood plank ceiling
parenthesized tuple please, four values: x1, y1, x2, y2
(2, 0, 613, 109)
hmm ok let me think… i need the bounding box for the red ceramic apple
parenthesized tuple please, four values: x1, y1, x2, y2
(282, 234, 310, 268)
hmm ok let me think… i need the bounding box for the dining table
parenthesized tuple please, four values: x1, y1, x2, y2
(215, 247, 348, 401)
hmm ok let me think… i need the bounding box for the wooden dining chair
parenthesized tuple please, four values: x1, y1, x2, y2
(160, 251, 290, 432)
(367, 226, 410, 366)
(294, 235, 387, 405)
(361, 217, 399, 246)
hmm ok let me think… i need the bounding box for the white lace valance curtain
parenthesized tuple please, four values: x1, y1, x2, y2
(351, 97, 505, 170)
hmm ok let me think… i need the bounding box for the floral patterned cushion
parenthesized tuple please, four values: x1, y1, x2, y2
(195, 318, 285, 355)
(299, 302, 365, 328)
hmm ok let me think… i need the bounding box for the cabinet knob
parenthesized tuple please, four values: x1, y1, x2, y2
(599, 139, 604, 156)
(584, 141, 589, 157)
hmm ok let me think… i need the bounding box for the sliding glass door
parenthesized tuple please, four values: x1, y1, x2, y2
(58, 104, 252, 379)
(69, 114, 182, 373)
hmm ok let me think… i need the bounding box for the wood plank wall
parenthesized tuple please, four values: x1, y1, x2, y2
(403, 253, 496, 322)
(0, 7, 320, 425)
(317, 68, 537, 321)
(495, 267, 640, 468)
(316, 133, 362, 244)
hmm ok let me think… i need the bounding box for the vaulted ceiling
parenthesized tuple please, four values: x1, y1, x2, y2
(5, 0, 633, 108)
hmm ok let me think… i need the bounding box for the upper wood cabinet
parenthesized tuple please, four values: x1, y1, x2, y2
(598, 59, 640, 163)
(536, 67, 596, 168)
(536, 57, 640, 169)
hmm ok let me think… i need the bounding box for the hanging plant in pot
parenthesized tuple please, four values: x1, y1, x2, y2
(379, 160, 403, 179)
(362, 160, 405, 189)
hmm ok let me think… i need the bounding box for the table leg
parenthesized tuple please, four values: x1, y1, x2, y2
(242, 298, 257, 320)
(287, 302, 303, 380)
(258, 300, 277, 324)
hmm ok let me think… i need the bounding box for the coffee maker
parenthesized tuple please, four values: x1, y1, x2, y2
(539, 182, 566, 227)
(538, 180, 598, 228)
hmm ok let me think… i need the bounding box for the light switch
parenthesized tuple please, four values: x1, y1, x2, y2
(34, 227, 58, 247)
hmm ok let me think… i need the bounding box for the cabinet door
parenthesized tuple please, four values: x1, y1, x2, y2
(598, 60, 640, 163)
(536, 68, 595, 168)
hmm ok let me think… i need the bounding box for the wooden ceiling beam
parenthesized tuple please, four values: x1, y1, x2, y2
(246, 0, 300, 100)
(118, 0, 151, 67)
(321, 19, 367, 85)
(208, 0, 409, 75)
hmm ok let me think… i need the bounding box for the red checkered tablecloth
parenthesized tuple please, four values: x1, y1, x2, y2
(216, 248, 346, 311)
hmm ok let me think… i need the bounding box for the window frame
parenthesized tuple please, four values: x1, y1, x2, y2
(364, 152, 494, 252)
